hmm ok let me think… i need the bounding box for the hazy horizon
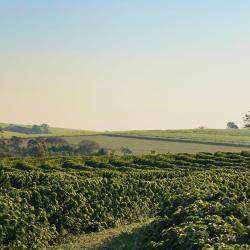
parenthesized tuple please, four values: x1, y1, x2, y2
(1, 1, 250, 131)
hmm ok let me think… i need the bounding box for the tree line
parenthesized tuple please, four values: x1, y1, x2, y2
(226, 110, 250, 129)
(0, 137, 104, 157)
(1, 124, 50, 134)
(0, 137, 133, 157)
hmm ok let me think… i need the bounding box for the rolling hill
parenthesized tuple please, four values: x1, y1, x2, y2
(1, 123, 250, 154)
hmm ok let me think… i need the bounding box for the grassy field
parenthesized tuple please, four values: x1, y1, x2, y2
(63, 135, 249, 154)
(110, 129, 250, 146)
(0, 123, 97, 139)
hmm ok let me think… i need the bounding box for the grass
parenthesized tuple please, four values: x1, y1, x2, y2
(63, 135, 249, 154)
(49, 220, 152, 250)
(109, 129, 250, 146)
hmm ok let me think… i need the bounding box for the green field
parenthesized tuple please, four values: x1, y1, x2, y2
(111, 129, 250, 146)
(63, 135, 249, 154)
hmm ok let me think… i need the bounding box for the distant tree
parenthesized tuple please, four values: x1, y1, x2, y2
(226, 122, 239, 129)
(150, 150, 156, 154)
(0, 139, 7, 156)
(26, 139, 47, 156)
(4, 125, 30, 134)
(27, 139, 39, 147)
(78, 140, 100, 155)
(243, 111, 250, 128)
(0, 128, 3, 139)
(0, 139, 5, 148)
(120, 147, 132, 155)
(27, 145, 46, 156)
(198, 126, 207, 129)
(41, 124, 50, 133)
(31, 125, 43, 134)
(9, 136, 23, 154)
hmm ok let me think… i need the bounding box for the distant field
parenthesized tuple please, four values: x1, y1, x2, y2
(63, 135, 249, 154)
(0, 123, 97, 138)
(110, 129, 250, 146)
(1, 123, 250, 153)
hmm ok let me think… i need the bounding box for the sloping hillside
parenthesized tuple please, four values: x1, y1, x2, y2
(0, 123, 97, 138)
(108, 129, 250, 146)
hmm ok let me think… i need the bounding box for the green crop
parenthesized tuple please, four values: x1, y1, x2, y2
(0, 152, 250, 249)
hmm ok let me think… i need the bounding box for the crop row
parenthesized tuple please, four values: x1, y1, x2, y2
(0, 152, 250, 249)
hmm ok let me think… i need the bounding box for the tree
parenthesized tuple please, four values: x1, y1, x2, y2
(9, 136, 23, 154)
(0, 128, 3, 139)
(31, 125, 43, 134)
(198, 126, 207, 129)
(41, 124, 50, 133)
(27, 145, 46, 156)
(243, 111, 250, 128)
(226, 122, 239, 129)
(26, 139, 46, 156)
(78, 140, 100, 155)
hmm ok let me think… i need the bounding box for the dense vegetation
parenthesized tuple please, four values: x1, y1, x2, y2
(1, 152, 250, 249)
(0, 137, 110, 157)
(3, 124, 50, 135)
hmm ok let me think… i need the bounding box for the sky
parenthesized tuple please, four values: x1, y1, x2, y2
(1, 0, 250, 131)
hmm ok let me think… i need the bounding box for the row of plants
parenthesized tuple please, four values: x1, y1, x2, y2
(0, 152, 250, 249)
(144, 171, 250, 249)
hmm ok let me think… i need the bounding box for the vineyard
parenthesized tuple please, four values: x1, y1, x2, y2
(1, 152, 250, 249)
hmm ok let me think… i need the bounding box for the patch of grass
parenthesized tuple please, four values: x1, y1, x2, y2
(49, 220, 152, 250)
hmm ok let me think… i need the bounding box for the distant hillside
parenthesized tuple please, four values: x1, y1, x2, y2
(107, 129, 250, 146)
(0, 123, 98, 139)
(1, 123, 250, 149)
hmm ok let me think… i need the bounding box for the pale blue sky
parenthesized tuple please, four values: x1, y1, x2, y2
(1, 1, 250, 130)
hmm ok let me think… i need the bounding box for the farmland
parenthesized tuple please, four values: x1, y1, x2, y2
(1, 152, 250, 249)
(1, 123, 250, 154)
(109, 129, 250, 146)
(63, 135, 249, 154)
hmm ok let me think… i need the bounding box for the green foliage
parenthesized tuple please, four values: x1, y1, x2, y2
(1, 152, 250, 249)
(4, 124, 50, 135)
(0, 137, 108, 157)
